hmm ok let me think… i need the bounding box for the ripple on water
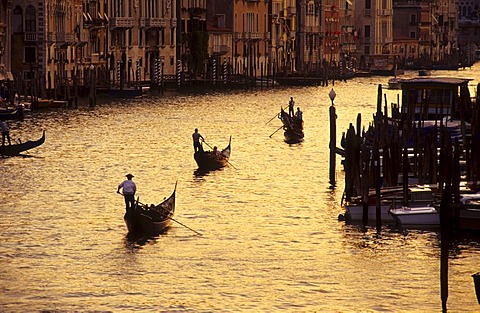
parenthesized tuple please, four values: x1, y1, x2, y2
(2, 70, 480, 310)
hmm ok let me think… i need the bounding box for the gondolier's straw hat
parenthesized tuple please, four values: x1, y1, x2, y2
(126, 173, 134, 178)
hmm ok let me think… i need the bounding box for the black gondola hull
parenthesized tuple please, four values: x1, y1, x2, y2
(123, 185, 176, 234)
(284, 130, 304, 144)
(193, 137, 231, 170)
(278, 108, 304, 144)
(124, 210, 172, 234)
(0, 131, 45, 156)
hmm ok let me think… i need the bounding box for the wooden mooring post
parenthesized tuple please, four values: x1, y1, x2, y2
(439, 130, 453, 312)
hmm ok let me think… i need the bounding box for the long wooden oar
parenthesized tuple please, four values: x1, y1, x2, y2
(203, 140, 237, 169)
(265, 107, 286, 125)
(269, 125, 283, 138)
(169, 217, 203, 236)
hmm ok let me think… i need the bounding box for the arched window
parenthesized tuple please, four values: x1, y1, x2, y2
(25, 5, 36, 32)
(13, 6, 23, 33)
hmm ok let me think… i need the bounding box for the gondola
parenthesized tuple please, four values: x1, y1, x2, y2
(193, 136, 231, 170)
(278, 108, 304, 143)
(0, 130, 45, 156)
(123, 182, 177, 234)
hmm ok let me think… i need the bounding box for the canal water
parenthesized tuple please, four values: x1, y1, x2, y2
(1, 66, 480, 311)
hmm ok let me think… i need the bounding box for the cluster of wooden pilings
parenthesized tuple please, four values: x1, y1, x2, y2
(331, 84, 480, 231)
(330, 83, 480, 309)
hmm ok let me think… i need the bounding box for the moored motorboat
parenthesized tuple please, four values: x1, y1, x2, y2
(389, 205, 439, 227)
(344, 186, 435, 223)
(0, 130, 45, 156)
(458, 205, 480, 232)
(345, 202, 396, 223)
(194, 136, 231, 170)
(123, 183, 177, 234)
(0, 105, 25, 120)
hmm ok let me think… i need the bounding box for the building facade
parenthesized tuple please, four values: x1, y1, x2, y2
(458, 0, 480, 63)
(296, 0, 322, 73)
(108, 0, 177, 90)
(354, 0, 394, 68)
(0, 0, 12, 88)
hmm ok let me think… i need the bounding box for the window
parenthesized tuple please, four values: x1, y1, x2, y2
(364, 25, 370, 37)
(410, 31, 416, 39)
(13, 6, 23, 33)
(25, 47, 36, 63)
(410, 14, 416, 24)
(215, 14, 225, 28)
(365, 0, 371, 10)
(25, 6, 36, 32)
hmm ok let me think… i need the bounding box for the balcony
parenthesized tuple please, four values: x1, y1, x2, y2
(306, 26, 321, 33)
(246, 32, 263, 40)
(378, 9, 393, 16)
(109, 17, 134, 28)
(149, 18, 167, 28)
(91, 53, 100, 64)
(65, 33, 75, 44)
(264, 32, 271, 40)
(213, 45, 229, 54)
(364, 9, 371, 16)
(24, 32, 37, 42)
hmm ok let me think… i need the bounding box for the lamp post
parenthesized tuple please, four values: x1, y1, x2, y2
(329, 88, 336, 105)
(329, 88, 337, 185)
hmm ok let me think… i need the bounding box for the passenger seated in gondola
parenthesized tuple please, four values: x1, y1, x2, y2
(295, 107, 303, 121)
(212, 146, 222, 158)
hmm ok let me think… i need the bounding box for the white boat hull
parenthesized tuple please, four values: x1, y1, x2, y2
(346, 204, 394, 223)
(389, 206, 439, 226)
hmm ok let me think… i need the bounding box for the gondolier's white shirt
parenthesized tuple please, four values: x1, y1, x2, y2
(119, 180, 136, 195)
(192, 132, 203, 143)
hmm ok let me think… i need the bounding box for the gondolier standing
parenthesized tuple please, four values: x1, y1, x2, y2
(0, 120, 11, 146)
(117, 174, 137, 212)
(288, 97, 295, 117)
(192, 128, 204, 152)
